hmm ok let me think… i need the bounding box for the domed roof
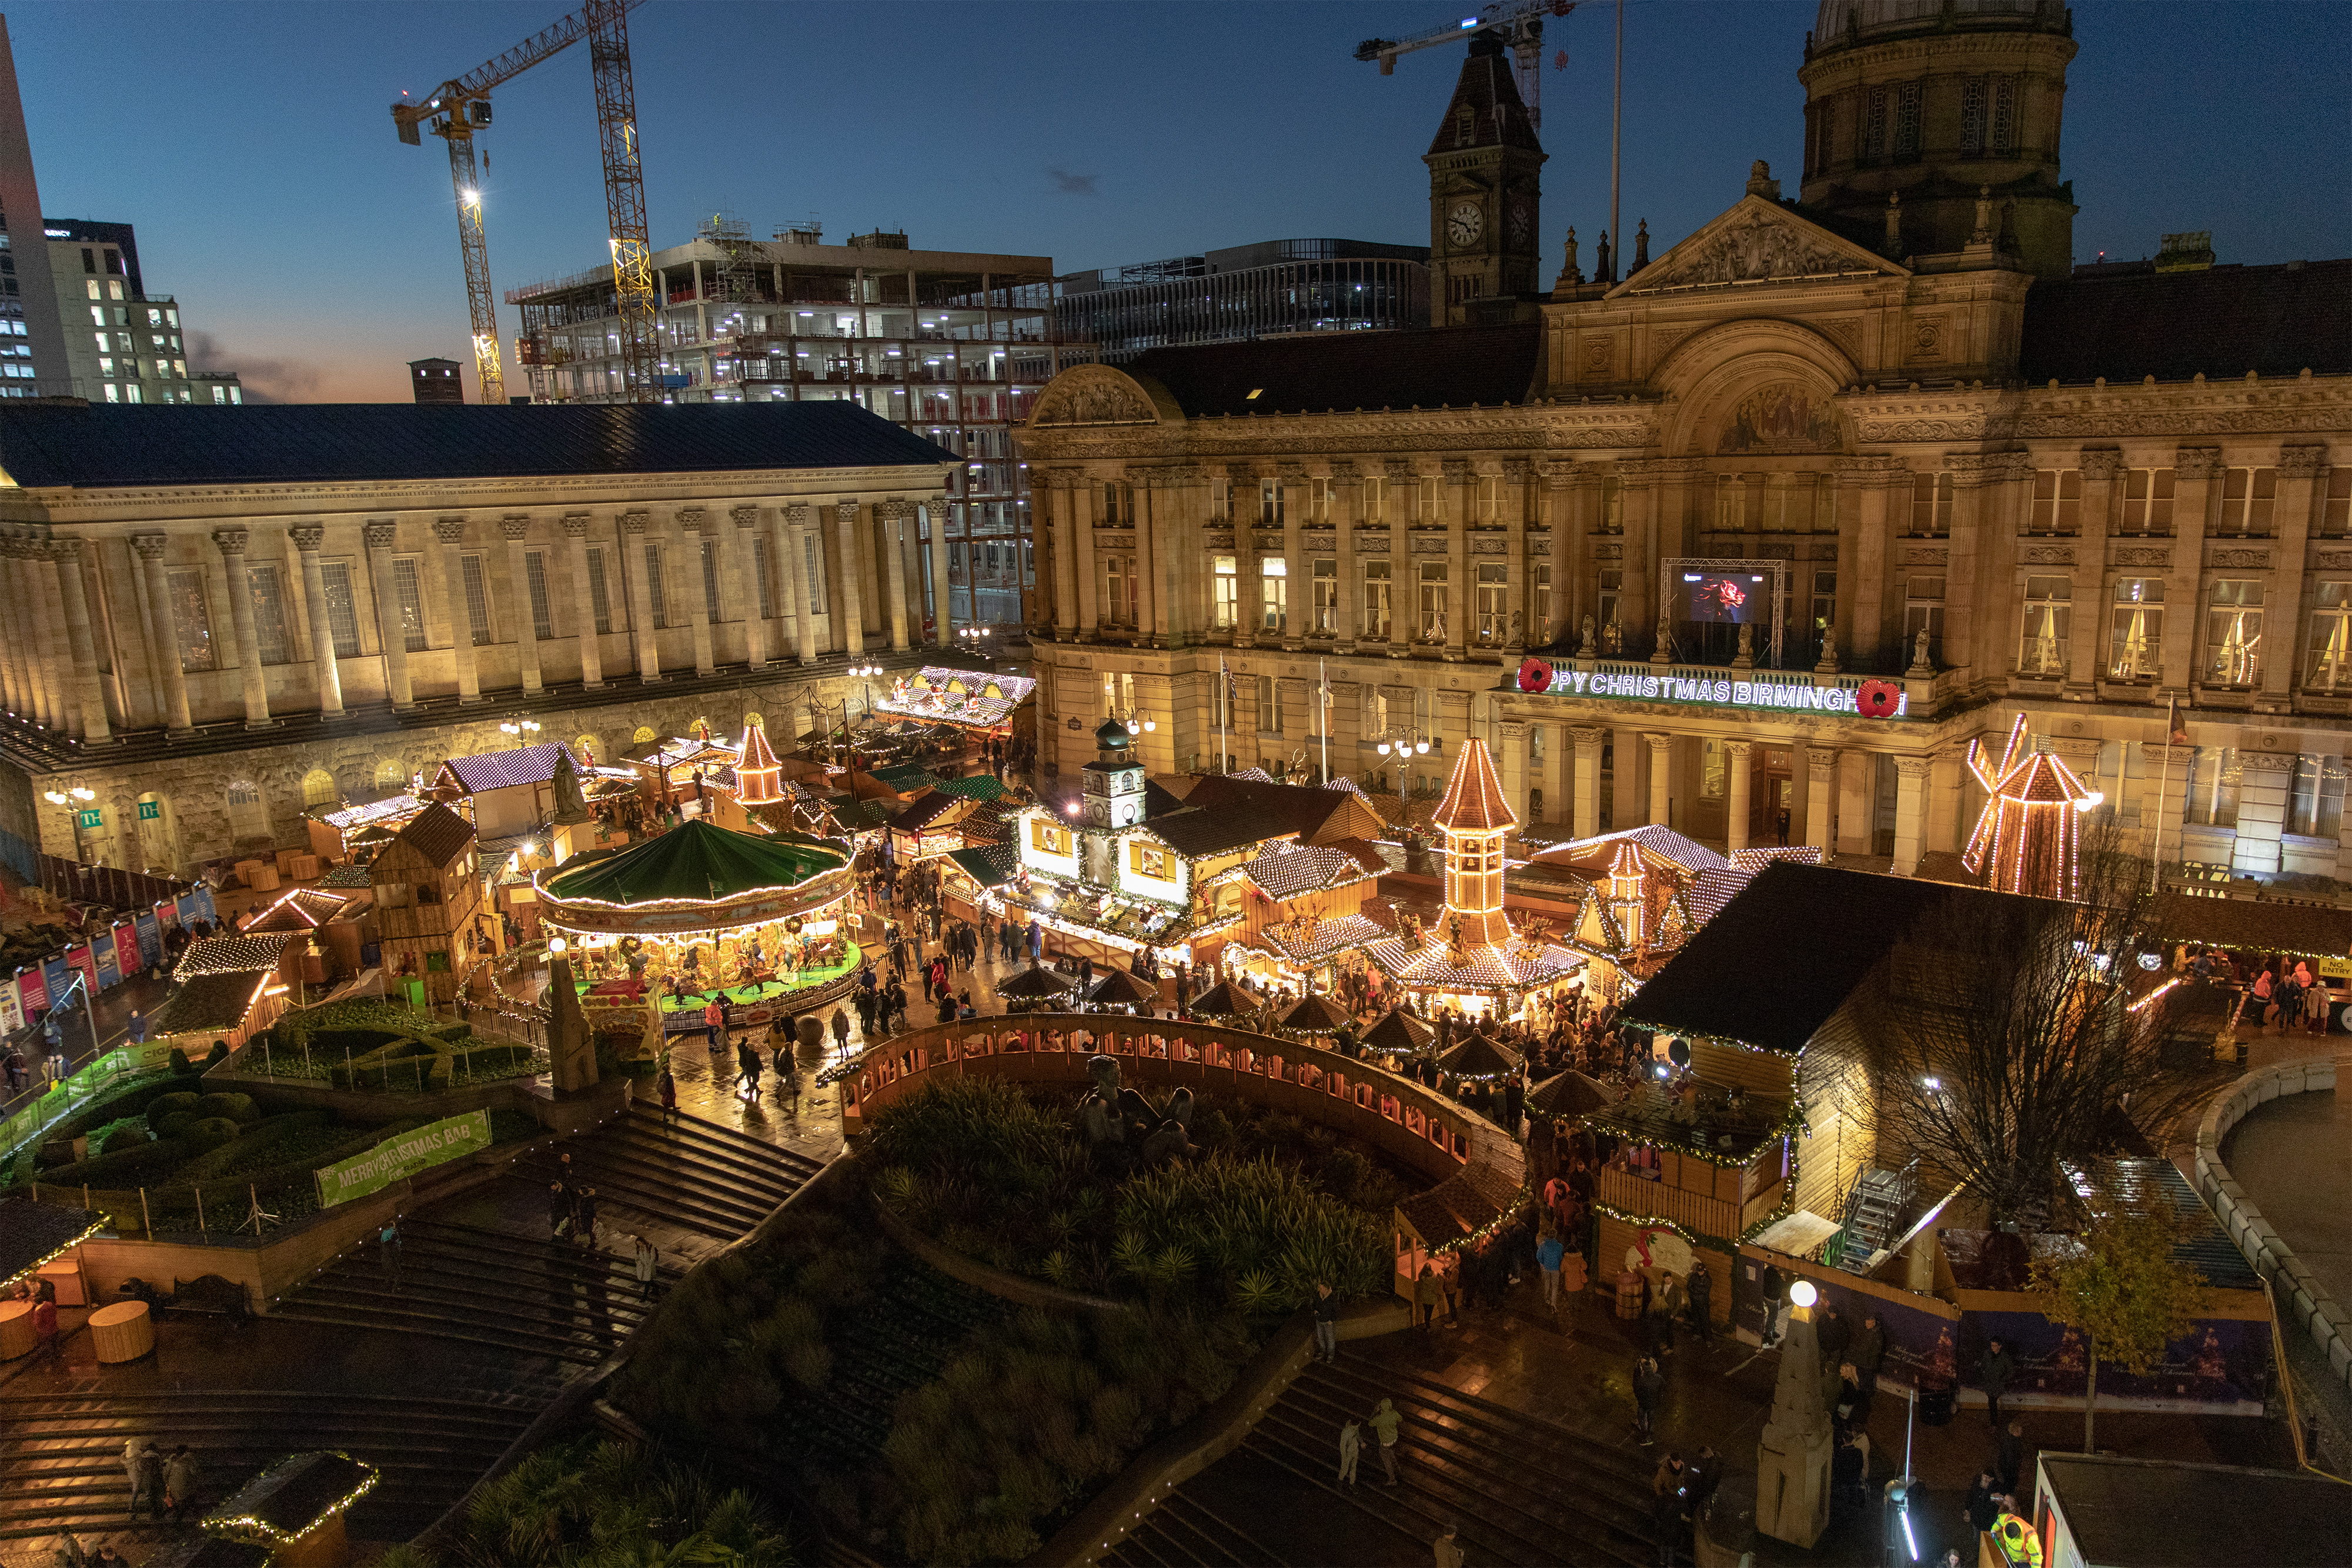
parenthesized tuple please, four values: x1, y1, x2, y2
(1093, 717, 1133, 752)
(1815, 0, 2044, 44)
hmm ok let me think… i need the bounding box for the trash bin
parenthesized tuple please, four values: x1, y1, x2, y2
(1615, 1270, 1643, 1319)
(1918, 1383, 1955, 1426)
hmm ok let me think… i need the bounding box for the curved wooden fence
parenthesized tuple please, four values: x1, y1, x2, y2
(834, 1014, 1522, 1191)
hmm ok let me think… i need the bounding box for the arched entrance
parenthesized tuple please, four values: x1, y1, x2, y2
(135, 792, 181, 875)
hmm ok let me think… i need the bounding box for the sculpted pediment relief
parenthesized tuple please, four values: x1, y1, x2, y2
(1030, 365, 1162, 429)
(1616, 196, 1905, 295)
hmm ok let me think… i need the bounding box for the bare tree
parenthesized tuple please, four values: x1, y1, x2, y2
(1861, 815, 2212, 1232)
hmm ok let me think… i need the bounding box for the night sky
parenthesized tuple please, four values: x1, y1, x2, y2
(8, 0, 2345, 403)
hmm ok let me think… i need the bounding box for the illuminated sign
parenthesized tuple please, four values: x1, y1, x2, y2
(1542, 668, 1909, 717)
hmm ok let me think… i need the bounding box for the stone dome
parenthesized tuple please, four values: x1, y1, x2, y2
(1814, 0, 2046, 44)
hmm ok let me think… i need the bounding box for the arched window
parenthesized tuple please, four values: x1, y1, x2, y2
(300, 768, 339, 809)
(632, 725, 657, 744)
(373, 758, 409, 794)
(226, 781, 269, 843)
(574, 734, 602, 767)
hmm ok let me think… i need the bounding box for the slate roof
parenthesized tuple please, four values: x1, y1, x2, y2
(1167, 774, 1372, 844)
(542, 820, 845, 905)
(384, 802, 477, 870)
(1425, 34, 1542, 156)
(2037, 1453, 2352, 1566)
(0, 402, 954, 490)
(441, 741, 581, 794)
(889, 792, 967, 833)
(1624, 862, 2009, 1054)
(2020, 260, 2352, 383)
(1125, 320, 1544, 419)
(2144, 890, 2352, 961)
(1141, 807, 1298, 862)
(1397, 1159, 1524, 1249)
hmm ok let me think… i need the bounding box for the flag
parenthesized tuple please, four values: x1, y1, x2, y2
(1221, 657, 1238, 713)
(2166, 696, 2189, 746)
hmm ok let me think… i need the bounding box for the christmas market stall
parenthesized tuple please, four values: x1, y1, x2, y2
(1360, 1005, 1438, 1069)
(535, 819, 857, 1033)
(995, 958, 1081, 1013)
(1393, 1158, 1525, 1302)
(871, 666, 1037, 745)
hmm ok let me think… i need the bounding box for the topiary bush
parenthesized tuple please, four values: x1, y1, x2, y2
(204, 1040, 230, 1068)
(194, 1092, 259, 1124)
(181, 1117, 240, 1154)
(166, 1047, 191, 1075)
(99, 1124, 151, 1155)
(145, 1092, 202, 1135)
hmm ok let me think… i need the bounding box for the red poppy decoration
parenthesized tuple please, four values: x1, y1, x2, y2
(1855, 679, 1902, 719)
(1517, 656, 1555, 694)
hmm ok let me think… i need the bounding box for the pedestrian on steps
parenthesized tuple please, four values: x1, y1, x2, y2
(132, 1440, 163, 1521)
(1432, 1525, 1466, 1568)
(575, 1186, 600, 1248)
(1368, 1397, 1402, 1486)
(121, 1436, 150, 1515)
(1312, 1280, 1341, 1364)
(632, 1235, 658, 1300)
(162, 1444, 200, 1523)
(547, 1181, 571, 1241)
(1336, 1418, 1361, 1487)
(657, 1063, 678, 1124)
(1633, 1355, 1665, 1446)
(378, 1219, 401, 1287)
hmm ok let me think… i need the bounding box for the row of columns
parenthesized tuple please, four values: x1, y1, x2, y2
(0, 497, 952, 738)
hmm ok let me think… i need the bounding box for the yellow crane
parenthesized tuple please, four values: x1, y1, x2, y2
(391, 0, 659, 404)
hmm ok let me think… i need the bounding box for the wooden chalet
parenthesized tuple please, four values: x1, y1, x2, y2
(368, 803, 483, 1006)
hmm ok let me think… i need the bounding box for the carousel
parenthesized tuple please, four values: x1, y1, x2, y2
(1365, 738, 1582, 1022)
(534, 818, 860, 1031)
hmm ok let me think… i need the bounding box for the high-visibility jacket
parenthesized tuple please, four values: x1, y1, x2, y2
(1993, 1510, 2043, 1568)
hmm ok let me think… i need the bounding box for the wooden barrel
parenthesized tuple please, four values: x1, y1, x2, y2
(0, 1302, 34, 1360)
(88, 1300, 153, 1363)
(1614, 1270, 1643, 1320)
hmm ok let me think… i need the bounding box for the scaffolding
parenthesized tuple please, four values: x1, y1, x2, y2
(697, 211, 760, 305)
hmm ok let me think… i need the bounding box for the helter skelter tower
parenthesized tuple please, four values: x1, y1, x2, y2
(1962, 713, 2102, 900)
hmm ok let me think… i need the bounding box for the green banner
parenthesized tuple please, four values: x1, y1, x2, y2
(315, 1109, 492, 1208)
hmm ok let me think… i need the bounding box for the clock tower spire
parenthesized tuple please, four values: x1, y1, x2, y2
(1425, 31, 1548, 327)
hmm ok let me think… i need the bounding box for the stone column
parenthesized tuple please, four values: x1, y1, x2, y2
(1892, 755, 1931, 875)
(2138, 741, 2192, 870)
(1135, 482, 1161, 647)
(434, 517, 482, 704)
(2066, 450, 2121, 696)
(562, 514, 604, 689)
(778, 504, 814, 664)
(1726, 740, 1754, 854)
(1837, 750, 1872, 856)
(927, 493, 954, 647)
(290, 524, 346, 717)
(211, 529, 273, 729)
(620, 510, 662, 683)
(365, 521, 415, 710)
(1571, 725, 1603, 838)
(1547, 463, 1580, 644)
(0, 543, 28, 720)
(48, 540, 111, 742)
(1805, 746, 1838, 852)
(1622, 468, 1661, 663)
(1850, 469, 1893, 670)
(732, 507, 772, 668)
(1503, 458, 1530, 654)
(677, 509, 716, 677)
(1332, 462, 1360, 651)
(2163, 447, 2223, 693)
(1500, 719, 1530, 825)
(1387, 459, 1414, 658)
(833, 500, 867, 657)
(1073, 479, 1098, 640)
(1441, 458, 1469, 659)
(132, 534, 192, 733)
(501, 517, 541, 695)
(24, 541, 62, 728)
(1646, 733, 1673, 827)
(877, 501, 911, 652)
(1537, 723, 1566, 825)
(1231, 466, 1258, 649)
(1048, 473, 1078, 639)
(2269, 447, 2327, 704)
(1279, 460, 1306, 650)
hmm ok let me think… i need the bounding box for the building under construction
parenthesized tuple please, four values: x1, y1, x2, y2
(506, 217, 1095, 627)
(1054, 238, 1430, 364)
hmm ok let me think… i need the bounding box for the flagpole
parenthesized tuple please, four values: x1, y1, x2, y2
(2150, 696, 2178, 895)
(1319, 658, 1330, 786)
(1220, 657, 1230, 775)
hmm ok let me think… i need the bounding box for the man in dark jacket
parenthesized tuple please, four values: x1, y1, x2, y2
(1964, 1469, 2003, 1537)
(1686, 1265, 1713, 1343)
(1979, 1338, 2017, 1429)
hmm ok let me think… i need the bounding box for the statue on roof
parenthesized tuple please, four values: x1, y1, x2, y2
(551, 748, 594, 826)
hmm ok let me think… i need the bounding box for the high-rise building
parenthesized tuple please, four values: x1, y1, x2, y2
(41, 218, 237, 405)
(410, 356, 464, 404)
(508, 219, 1096, 628)
(0, 16, 68, 397)
(1053, 239, 1429, 365)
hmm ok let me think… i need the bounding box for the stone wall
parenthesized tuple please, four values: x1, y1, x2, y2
(2195, 1057, 2350, 1388)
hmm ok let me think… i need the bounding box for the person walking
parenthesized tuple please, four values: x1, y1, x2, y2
(121, 1436, 150, 1516)
(1979, 1338, 2016, 1430)
(1686, 1263, 1713, 1343)
(1536, 1223, 1566, 1310)
(1432, 1524, 1466, 1568)
(1415, 1263, 1444, 1338)
(378, 1218, 402, 1288)
(574, 1186, 600, 1249)
(547, 1181, 572, 1241)
(1759, 1262, 1786, 1348)
(657, 1062, 679, 1124)
(829, 1008, 850, 1057)
(1651, 1452, 1690, 1568)
(1996, 1419, 2027, 1495)
(126, 1010, 148, 1047)
(1633, 1355, 1665, 1445)
(703, 995, 727, 1054)
(1312, 1280, 1341, 1365)
(162, 1444, 200, 1523)
(736, 1037, 763, 1101)
(632, 1235, 659, 1301)
(132, 1440, 164, 1522)
(1336, 1416, 1361, 1487)
(1368, 1397, 1402, 1486)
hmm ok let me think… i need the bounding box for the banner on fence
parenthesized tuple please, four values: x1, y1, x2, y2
(314, 1108, 492, 1208)
(17, 964, 45, 1018)
(135, 911, 162, 971)
(93, 933, 121, 990)
(40, 957, 70, 1014)
(112, 922, 139, 981)
(65, 944, 98, 997)
(0, 974, 22, 1035)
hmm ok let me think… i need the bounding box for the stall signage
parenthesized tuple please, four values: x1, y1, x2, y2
(315, 1109, 492, 1207)
(1542, 668, 1908, 717)
(137, 801, 161, 821)
(75, 808, 103, 830)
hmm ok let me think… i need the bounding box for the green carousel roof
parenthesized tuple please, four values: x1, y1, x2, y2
(542, 820, 846, 907)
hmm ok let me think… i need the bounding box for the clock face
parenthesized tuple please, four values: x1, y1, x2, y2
(1447, 201, 1484, 248)
(1506, 201, 1532, 247)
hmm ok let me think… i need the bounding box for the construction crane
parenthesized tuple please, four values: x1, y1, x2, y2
(391, 0, 659, 405)
(1355, 0, 1576, 130)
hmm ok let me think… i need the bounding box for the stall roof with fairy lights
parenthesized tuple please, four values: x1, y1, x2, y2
(536, 819, 850, 938)
(873, 666, 1037, 730)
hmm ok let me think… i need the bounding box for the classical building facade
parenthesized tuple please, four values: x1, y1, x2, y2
(0, 401, 956, 871)
(1017, 1, 2352, 890)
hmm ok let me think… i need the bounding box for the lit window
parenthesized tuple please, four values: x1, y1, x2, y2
(1903, 575, 1946, 667)
(1475, 563, 1508, 641)
(2201, 580, 2263, 686)
(2107, 579, 2163, 681)
(1418, 562, 1448, 641)
(2309, 583, 2352, 692)
(1311, 558, 1338, 634)
(1211, 555, 1238, 629)
(2018, 576, 2071, 676)
(1261, 557, 1287, 634)
(103, 383, 118, 403)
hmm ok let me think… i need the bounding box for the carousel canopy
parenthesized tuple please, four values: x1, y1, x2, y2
(1361, 1007, 1436, 1057)
(997, 960, 1080, 998)
(1279, 991, 1354, 1033)
(1187, 977, 1259, 1017)
(1526, 1068, 1619, 1119)
(537, 820, 850, 936)
(1085, 968, 1158, 1007)
(1438, 1031, 1523, 1079)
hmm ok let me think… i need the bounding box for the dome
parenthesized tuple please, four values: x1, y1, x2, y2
(1092, 717, 1133, 752)
(1814, 0, 2044, 44)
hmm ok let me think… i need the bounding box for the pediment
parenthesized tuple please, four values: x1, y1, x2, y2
(1612, 196, 1906, 297)
(1028, 364, 1168, 429)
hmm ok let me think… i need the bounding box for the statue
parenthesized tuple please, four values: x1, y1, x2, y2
(1556, 227, 1582, 289)
(1578, 612, 1596, 657)
(1910, 626, 1933, 675)
(1815, 624, 1839, 676)
(551, 747, 594, 826)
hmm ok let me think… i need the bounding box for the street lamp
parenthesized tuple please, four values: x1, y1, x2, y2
(499, 719, 542, 748)
(44, 786, 96, 865)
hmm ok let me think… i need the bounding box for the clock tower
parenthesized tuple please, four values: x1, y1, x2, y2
(1425, 31, 1547, 326)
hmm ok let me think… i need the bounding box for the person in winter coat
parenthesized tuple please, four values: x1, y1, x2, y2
(1335, 1418, 1361, 1486)
(1415, 1263, 1445, 1336)
(1312, 1281, 1342, 1363)
(736, 1038, 764, 1100)
(547, 1181, 572, 1240)
(132, 1442, 164, 1521)
(657, 1063, 679, 1124)
(1964, 1469, 2003, 1537)
(828, 1008, 850, 1055)
(1536, 1225, 1567, 1309)
(1633, 1355, 1665, 1445)
(1368, 1398, 1402, 1485)
(1686, 1265, 1713, 1342)
(162, 1445, 200, 1522)
(574, 1187, 600, 1248)
(1651, 1453, 1691, 1568)
(1432, 1525, 1466, 1568)
(703, 996, 727, 1053)
(121, 1437, 151, 1514)
(632, 1235, 659, 1300)
(1850, 1310, 1885, 1389)
(1978, 1338, 2017, 1429)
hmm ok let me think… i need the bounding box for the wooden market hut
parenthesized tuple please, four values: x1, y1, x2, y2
(368, 803, 483, 1007)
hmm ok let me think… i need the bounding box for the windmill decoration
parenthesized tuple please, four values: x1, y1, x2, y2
(1961, 714, 2102, 900)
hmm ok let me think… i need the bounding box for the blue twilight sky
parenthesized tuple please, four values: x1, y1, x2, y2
(5, 0, 2345, 403)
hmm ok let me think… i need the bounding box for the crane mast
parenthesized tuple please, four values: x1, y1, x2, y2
(1355, 0, 1574, 129)
(390, 0, 657, 405)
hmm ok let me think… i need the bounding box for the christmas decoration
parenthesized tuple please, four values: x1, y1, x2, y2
(1517, 655, 1555, 693)
(1963, 712, 2100, 899)
(1855, 679, 1902, 719)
